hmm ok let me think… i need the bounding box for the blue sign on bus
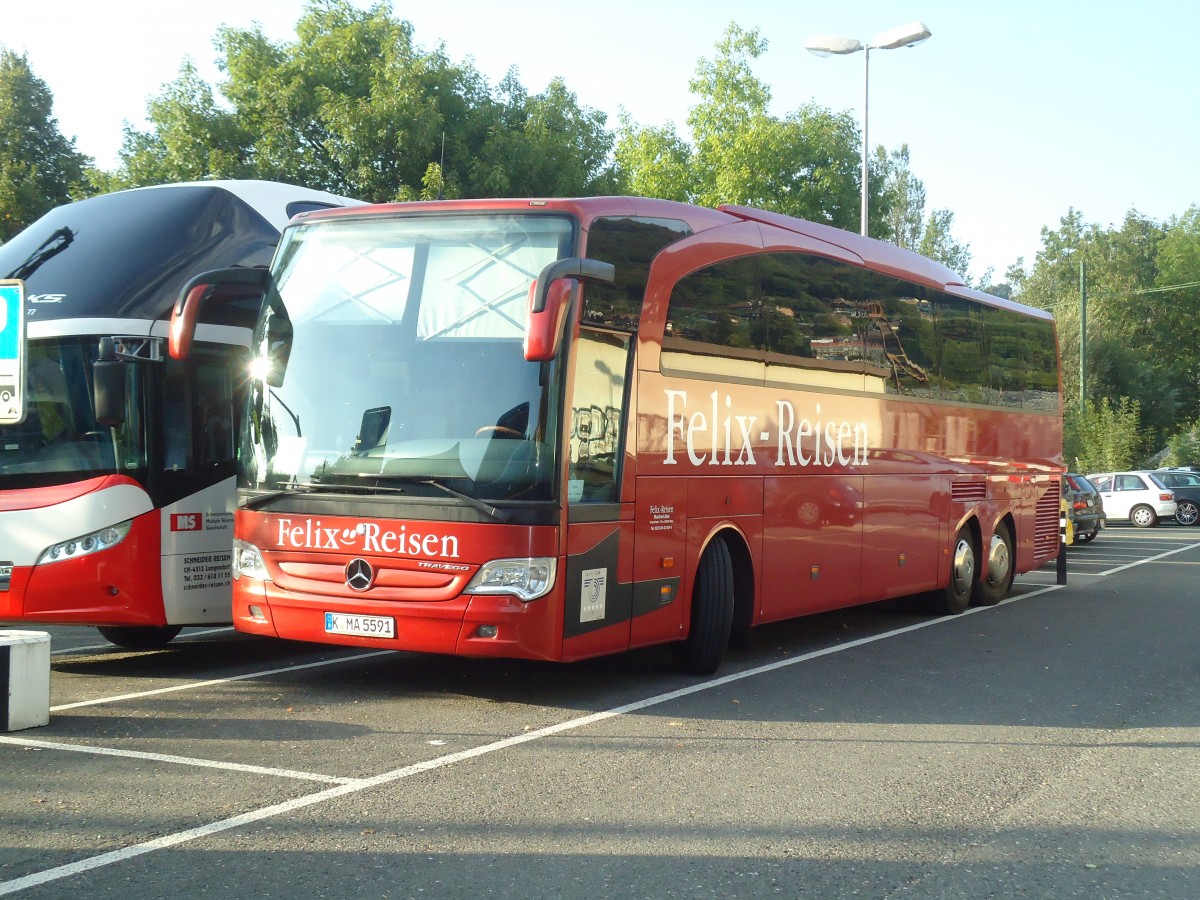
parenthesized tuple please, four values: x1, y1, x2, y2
(0, 279, 24, 424)
(0, 281, 19, 361)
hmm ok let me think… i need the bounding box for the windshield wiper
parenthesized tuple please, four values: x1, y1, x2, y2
(408, 476, 512, 523)
(242, 476, 512, 523)
(241, 481, 411, 510)
(7, 227, 74, 280)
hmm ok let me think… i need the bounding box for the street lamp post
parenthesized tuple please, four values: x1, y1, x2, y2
(803, 21, 932, 237)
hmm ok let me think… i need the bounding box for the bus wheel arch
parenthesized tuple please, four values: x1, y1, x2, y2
(973, 515, 1015, 607)
(672, 531, 737, 675)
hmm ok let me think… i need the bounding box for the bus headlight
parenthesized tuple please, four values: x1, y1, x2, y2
(37, 520, 132, 565)
(465, 557, 556, 602)
(232, 539, 269, 581)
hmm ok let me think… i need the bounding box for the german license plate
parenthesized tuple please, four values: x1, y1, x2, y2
(324, 612, 395, 638)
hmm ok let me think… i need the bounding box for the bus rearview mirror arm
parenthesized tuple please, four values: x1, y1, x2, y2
(169, 267, 270, 360)
(525, 258, 615, 362)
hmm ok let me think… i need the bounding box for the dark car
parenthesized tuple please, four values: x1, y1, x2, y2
(1063, 472, 1104, 542)
(1153, 469, 1200, 525)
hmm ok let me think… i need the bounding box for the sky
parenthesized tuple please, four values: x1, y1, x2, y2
(4, 0, 1198, 284)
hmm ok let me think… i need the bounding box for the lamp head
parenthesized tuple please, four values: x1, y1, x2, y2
(803, 34, 864, 57)
(869, 21, 932, 50)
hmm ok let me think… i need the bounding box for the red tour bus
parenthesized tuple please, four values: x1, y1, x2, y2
(171, 197, 1062, 673)
(0, 181, 361, 648)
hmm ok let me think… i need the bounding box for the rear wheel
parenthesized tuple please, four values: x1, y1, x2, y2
(935, 526, 975, 615)
(1075, 525, 1098, 543)
(672, 538, 734, 675)
(1129, 505, 1158, 528)
(1175, 500, 1199, 526)
(97, 625, 183, 649)
(973, 521, 1013, 607)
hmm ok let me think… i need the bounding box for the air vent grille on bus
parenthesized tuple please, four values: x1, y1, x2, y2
(1034, 486, 1061, 564)
(951, 481, 987, 502)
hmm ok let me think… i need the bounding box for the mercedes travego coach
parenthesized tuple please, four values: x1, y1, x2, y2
(170, 197, 1063, 673)
(0, 181, 361, 648)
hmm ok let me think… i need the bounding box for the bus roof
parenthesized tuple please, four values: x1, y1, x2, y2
(287, 195, 1052, 323)
(0, 181, 361, 323)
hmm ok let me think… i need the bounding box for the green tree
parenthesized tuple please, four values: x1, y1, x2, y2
(1149, 206, 1200, 418)
(1064, 396, 1146, 472)
(468, 72, 615, 198)
(105, 59, 254, 189)
(614, 23, 869, 229)
(612, 112, 692, 202)
(0, 48, 92, 241)
(918, 208, 973, 281)
(877, 144, 924, 249)
(107, 0, 614, 201)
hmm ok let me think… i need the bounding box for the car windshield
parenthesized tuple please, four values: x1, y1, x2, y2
(240, 212, 575, 503)
(0, 337, 145, 488)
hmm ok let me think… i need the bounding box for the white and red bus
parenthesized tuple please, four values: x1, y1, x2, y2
(0, 181, 360, 648)
(171, 197, 1062, 673)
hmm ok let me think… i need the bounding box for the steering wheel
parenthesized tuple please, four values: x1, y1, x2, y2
(475, 425, 524, 439)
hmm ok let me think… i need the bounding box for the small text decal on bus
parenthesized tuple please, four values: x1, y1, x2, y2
(664, 389, 870, 468)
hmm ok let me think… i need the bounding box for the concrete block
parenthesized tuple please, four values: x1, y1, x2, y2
(1, 630, 51, 731)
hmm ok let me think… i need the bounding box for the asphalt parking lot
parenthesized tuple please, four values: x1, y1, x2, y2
(3, 522, 1199, 898)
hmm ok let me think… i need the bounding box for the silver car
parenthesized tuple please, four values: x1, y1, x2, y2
(1087, 471, 1177, 528)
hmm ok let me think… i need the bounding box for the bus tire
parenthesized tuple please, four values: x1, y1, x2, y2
(936, 526, 975, 615)
(973, 521, 1013, 607)
(97, 625, 184, 649)
(672, 537, 734, 675)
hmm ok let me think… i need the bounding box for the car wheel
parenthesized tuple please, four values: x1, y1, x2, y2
(1176, 500, 1199, 526)
(1129, 505, 1158, 528)
(1075, 526, 1098, 543)
(973, 521, 1013, 607)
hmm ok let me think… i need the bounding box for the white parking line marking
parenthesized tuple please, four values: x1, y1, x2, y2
(1097, 540, 1200, 576)
(50, 627, 235, 657)
(0, 585, 1063, 896)
(0, 736, 360, 785)
(50, 650, 394, 711)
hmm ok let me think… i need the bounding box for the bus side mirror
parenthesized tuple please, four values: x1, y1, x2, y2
(169, 267, 270, 360)
(93, 337, 126, 426)
(524, 258, 616, 362)
(262, 311, 293, 388)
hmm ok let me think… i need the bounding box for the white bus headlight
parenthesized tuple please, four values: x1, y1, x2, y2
(232, 539, 269, 581)
(37, 520, 132, 565)
(465, 557, 556, 602)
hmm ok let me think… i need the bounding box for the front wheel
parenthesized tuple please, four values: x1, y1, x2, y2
(973, 521, 1013, 607)
(672, 538, 734, 675)
(1129, 505, 1158, 528)
(1176, 500, 1199, 526)
(97, 625, 183, 649)
(935, 526, 975, 615)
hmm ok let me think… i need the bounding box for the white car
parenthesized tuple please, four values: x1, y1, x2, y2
(1087, 471, 1176, 528)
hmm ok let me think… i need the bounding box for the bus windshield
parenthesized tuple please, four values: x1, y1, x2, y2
(241, 213, 576, 504)
(0, 337, 146, 488)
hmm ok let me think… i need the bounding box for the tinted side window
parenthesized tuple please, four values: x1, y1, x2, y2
(662, 250, 1057, 411)
(665, 255, 761, 351)
(584, 217, 691, 331)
